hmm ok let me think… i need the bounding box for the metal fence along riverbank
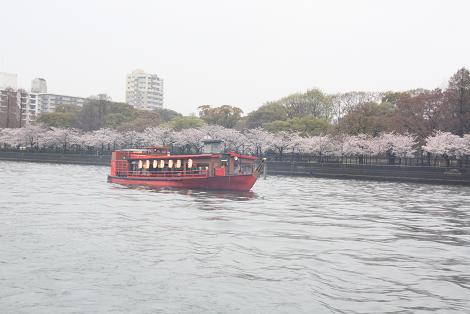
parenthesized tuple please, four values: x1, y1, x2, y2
(1, 151, 469, 186)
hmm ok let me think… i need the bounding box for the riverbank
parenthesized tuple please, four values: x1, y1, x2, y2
(267, 161, 470, 186)
(1, 151, 469, 186)
(0, 151, 110, 166)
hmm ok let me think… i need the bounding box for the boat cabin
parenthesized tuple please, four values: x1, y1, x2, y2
(110, 146, 257, 178)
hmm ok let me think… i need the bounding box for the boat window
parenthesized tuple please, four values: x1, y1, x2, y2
(138, 160, 143, 169)
(196, 163, 209, 172)
(144, 160, 150, 169)
(187, 159, 193, 168)
(153, 160, 158, 168)
(176, 160, 181, 168)
(159, 160, 165, 168)
(241, 163, 253, 174)
(130, 160, 137, 171)
(168, 160, 174, 168)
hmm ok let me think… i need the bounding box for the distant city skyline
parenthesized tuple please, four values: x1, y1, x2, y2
(1, 0, 469, 115)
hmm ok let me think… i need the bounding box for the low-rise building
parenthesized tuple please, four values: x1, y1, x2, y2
(1, 75, 111, 127)
(37, 93, 87, 112)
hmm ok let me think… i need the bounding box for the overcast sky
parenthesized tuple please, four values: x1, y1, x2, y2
(1, 0, 469, 114)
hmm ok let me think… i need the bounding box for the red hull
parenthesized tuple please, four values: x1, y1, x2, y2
(108, 174, 258, 191)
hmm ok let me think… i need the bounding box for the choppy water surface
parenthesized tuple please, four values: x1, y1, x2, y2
(1, 161, 470, 313)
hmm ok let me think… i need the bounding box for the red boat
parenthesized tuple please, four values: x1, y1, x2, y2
(108, 142, 265, 191)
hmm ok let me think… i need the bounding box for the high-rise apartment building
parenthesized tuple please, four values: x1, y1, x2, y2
(0, 88, 22, 128)
(126, 69, 163, 110)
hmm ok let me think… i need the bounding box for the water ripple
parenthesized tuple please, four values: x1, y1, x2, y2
(0, 161, 469, 313)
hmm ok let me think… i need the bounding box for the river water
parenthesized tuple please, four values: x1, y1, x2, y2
(1, 161, 469, 314)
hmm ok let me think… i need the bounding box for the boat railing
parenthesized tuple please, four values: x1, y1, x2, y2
(119, 169, 209, 178)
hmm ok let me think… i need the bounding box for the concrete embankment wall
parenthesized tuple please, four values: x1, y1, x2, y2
(0, 151, 111, 166)
(1, 151, 469, 186)
(267, 161, 470, 186)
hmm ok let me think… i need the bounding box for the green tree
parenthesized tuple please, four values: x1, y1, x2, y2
(198, 105, 243, 128)
(165, 116, 206, 130)
(334, 102, 395, 135)
(332, 91, 382, 122)
(271, 88, 333, 120)
(116, 111, 162, 132)
(153, 108, 182, 123)
(36, 104, 80, 128)
(263, 116, 330, 135)
(76, 100, 105, 131)
(245, 102, 288, 128)
(392, 89, 446, 140)
(445, 67, 470, 136)
(261, 120, 291, 133)
(103, 103, 138, 129)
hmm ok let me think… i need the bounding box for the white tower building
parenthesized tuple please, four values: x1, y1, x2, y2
(31, 78, 47, 93)
(126, 69, 164, 110)
(0, 72, 18, 89)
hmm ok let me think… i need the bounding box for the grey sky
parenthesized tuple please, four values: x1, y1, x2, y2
(1, 0, 469, 115)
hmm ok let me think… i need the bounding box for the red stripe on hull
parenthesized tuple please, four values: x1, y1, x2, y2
(108, 175, 258, 191)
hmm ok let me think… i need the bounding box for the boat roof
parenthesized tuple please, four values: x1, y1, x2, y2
(228, 152, 258, 160)
(126, 152, 258, 160)
(129, 153, 219, 160)
(117, 149, 147, 152)
(142, 146, 168, 149)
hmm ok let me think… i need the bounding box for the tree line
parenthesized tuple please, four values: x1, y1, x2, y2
(34, 68, 470, 144)
(1, 67, 470, 167)
(1, 125, 469, 168)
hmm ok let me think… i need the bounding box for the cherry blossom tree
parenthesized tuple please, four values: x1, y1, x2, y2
(87, 128, 122, 151)
(341, 134, 372, 157)
(219, 128, 246, 153)
(37, 127, 81, 151)
(142, 127, 175, 147)
(199, 125, 227, 140)
(16, 124, 48, 149)
(2, 125, 469, 166)
(379, 133, 416, 158)
(0, 128, 23, 148)
(301, 135, 337, 157)
(463, 134, 470, 156)
(122, 130, 145, 148)
(423, 131, 467, 158)
(270, 131, 298, 156)
(244, 128, 274, 155)
(173, 128, 206, 153)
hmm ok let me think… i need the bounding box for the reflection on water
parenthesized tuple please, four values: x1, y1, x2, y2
(123, 185, 259, 203)
(1, 161, 470, 314)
